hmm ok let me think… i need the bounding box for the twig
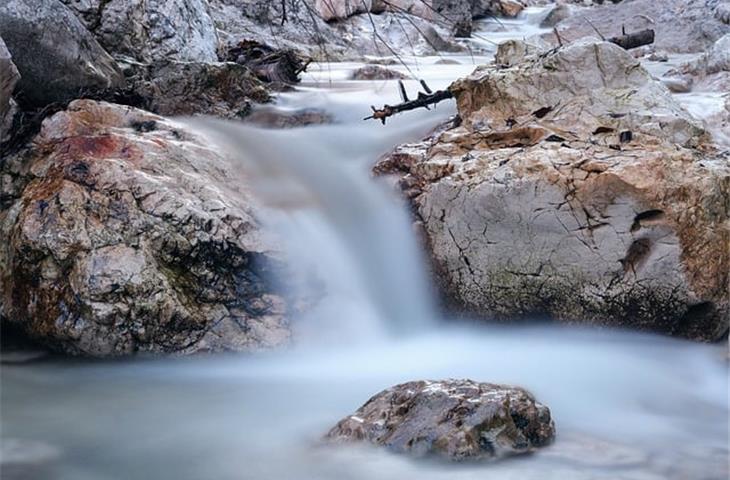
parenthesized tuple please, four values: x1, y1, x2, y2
(364, 81, 453, 124)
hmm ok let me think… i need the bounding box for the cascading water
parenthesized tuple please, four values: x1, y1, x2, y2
(2, 8, 727, 480)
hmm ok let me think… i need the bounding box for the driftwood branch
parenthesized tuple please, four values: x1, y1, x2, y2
(364, 80, 454, 124)
(608, 28, 655, 50)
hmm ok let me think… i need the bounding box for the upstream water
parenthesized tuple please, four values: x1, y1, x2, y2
(1, 7, 728, 480)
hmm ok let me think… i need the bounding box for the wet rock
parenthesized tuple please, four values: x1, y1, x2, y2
(61, 0, 218, 63)
(647, 51, 669, 62)
(380, 0, 474, 36)
(0, 0, 124, 108)
(223, 40, 308, 85)
(661, 76, 693, 93)
(349, 65, 409, 80)
(472, 0, 525, 19)
(244, 107, 334, 129)
(548, 0, 729, 53)
(667, 34, 730, 92)
(325, 379, 555, 461)
(314, 0, 373, 21)
(132, 60, 270, 118)
(377, 40, 729, 341)
(540, 4, 571, 28)
(0, 36, 19, 144)
(717, 2, 730, 24)
(0, 100, 289, 356)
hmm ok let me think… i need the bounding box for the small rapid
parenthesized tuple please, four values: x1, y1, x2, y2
(1, 8, 727, 480)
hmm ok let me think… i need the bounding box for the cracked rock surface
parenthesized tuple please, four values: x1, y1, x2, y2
(376, 40, 730, 341)
(325, 379, 555, 461)
(0, 100, 289, 356)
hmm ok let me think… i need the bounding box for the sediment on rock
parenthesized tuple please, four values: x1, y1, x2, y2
(375, 39, 730, 341)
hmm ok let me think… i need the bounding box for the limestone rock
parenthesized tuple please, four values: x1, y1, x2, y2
(61, 0, 218, 63)
(325, 379, 555, 461)
(0, 0, 124, 108)
(376, 41, 730, 341)
(349, 65, 409, 80)
(0, 36, 19, 144)
(314, 0, 373, 21)
(0, 100, 289, 356)
(132, 60, 270, 117)
(548, 0, 729, 53)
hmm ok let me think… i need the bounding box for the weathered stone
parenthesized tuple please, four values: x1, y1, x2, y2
(244, 107, 334, 128)
(717, 2, 730, 24)
(0, 36, 19, 144)
(314, 0, 373, 21)
(472, 0, 525, 18)
(132, 60, 270, 117)
(377, 40, 730, 341)
(61, 0, 218, 63)
(540, 3, 571, 27)
(325, 379, 555, 461)
(666, 34, 730, 93)
(0, 100, 289, 356)
(349, 65, 409, 80)
(0, 0, 124, 108)
(548, 0, 729, 53)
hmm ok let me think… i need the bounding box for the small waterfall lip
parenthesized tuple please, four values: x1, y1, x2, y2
(182, 117, 439, 343)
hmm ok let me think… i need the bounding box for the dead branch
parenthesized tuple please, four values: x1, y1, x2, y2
(608, 28, 654, 50)
(365, 80, 453, 124)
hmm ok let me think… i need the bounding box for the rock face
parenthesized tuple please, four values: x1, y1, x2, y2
(0, 36, 19, 144)
(325, 379, 555, 461)
(0, 0, 124, 108)
(376, 40, 730, 341)
(132, 60, 270, 117)
(0, 100, 289, 356)
(61, 0, 219, 63)
(549, 0, 729, 53)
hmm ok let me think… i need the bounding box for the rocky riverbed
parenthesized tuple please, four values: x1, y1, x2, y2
(0, 0, 728, 479)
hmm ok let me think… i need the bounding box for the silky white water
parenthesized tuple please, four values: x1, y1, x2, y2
(2, 8, 728, 480)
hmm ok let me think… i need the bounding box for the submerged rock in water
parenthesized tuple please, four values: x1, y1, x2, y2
(0, 0, 124, 108)
(349, 65, 409, 80)
(376, 40, 730, 341)
(325, 379, 555, 461)
(0, 100, 289, 356)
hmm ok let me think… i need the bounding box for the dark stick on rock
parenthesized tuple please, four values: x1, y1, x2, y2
(365, 81, 453, 124)
(608, 29, 655, 50)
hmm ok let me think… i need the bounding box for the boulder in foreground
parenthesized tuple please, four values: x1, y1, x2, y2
(0, 100, 289, 356)
(325, 379, 555, 461)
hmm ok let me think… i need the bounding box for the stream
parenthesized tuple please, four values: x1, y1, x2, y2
(2, 7, 728, 480)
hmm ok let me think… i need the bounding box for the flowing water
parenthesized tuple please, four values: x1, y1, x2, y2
(2, 8, 728, 480)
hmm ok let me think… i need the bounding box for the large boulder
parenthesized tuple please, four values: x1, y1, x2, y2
(325, 379, 555, 461)
(376, 40, 730, 341)
(314, 0, 373, 21)
(131, 60, 270, 117)
(548, 0, 729, 53)
(60, 0, 218, 63)
(0, 100, 289, 356)
(0, 36, 19, 144)
(0, 0, 124, 108)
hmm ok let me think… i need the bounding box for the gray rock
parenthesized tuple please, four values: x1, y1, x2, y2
(61, 0, 219, 63)
(0, 36, 19, 143)
(0, 100, 289, 356)
(548, 0, 729, 53)
(133, 60, 270, 117)
(349, 65, 409, 80)
(376, 40, 729, 341)
(717, 2, 730, 24)
(325, 379, 555, 461)
(540, 4, 571, 28)
(0, 0, 124, 108)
